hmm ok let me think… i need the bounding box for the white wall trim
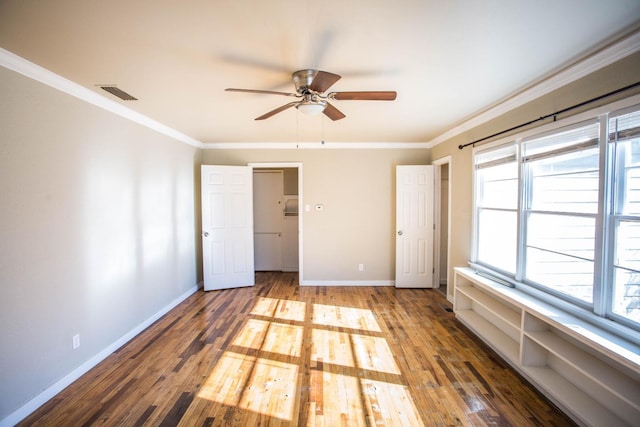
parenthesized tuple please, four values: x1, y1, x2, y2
(300, 280, 395, 287)
(0, 284, 199, 427)
(202, 141, 430, 150)
(432, 155, 453, 303)
(0, 48, 204, 149)
(426, 29, 640, 149)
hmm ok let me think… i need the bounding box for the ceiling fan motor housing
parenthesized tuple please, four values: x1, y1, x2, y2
(292, 69, 319, 94)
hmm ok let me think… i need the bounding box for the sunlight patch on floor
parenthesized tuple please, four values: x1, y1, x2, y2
(197, 297, 423, 425)
(263, 322, 303, 357)
(231, 319, 269, 350)
(197, 351, 254, 407)
(274, 299, 306, 321)
(361, 379, 424, 426)
(351, 334, 401, 375)
(237, 357, 298, 421)
(312, 303, 382, 332)
(198, 351, 298, 421)
(309, 366, 366, 427)
(250, 297, 279, 317)
(311, 329, 354, 367)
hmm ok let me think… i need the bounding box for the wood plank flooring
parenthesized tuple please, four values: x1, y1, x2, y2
(19, 272, 576, 426)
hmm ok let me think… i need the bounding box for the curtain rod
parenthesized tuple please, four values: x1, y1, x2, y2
(458, 80, 640, 150)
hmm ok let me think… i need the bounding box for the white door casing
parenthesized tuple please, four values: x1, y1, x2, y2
(201, 165, 255, 290)
(432, 155, 453, 302)
(395, 165, 435, 288)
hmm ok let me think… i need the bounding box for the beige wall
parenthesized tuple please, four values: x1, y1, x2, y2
(0, 66, 199, 421)
(200, 149, 429, 282)
(431, 50, 640, 289)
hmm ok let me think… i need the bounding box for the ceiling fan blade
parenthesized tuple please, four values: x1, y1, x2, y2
(323, 102, 346, 121)
(226, 88, 298, 97)
(332, 91, 397, 101)
(255, 102, 299, 120)
(309, 71, 341, 93)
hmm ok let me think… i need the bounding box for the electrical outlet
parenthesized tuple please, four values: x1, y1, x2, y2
(72, 334, 80, 350)
(358, 264, 364, 272)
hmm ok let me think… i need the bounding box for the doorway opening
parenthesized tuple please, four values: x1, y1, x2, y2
(249, 162, 303, 282)
(432, 156, 451, 302)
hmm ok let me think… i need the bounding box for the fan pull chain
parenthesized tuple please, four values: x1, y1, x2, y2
(296, 109, 300, 147)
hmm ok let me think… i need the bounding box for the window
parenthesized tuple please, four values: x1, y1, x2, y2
(475, 144, 518, 274)
(609, 108, 640, 325)
(522, 122, 600, 305)
(473, 101, 640, 334)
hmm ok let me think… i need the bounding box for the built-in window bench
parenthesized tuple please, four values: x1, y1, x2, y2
(453, 267, 640, 427)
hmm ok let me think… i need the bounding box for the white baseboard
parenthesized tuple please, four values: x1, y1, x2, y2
(0, 284, 199, 427)
(300, 280, 395, 287)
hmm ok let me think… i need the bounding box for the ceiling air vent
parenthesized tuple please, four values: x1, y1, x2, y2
(99, 86, 138, 101)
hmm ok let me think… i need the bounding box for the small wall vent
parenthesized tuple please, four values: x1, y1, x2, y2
(99, 86, 138, 101)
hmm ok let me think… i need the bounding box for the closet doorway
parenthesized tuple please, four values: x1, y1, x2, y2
(249, 163, 302, 279)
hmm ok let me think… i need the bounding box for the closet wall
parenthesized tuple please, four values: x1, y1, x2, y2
(253, 169, 299, 271)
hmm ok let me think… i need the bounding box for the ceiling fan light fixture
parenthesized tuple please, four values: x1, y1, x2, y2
(297, 100, 326, 116)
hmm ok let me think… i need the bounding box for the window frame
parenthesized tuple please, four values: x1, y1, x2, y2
(473, 143, 519, 276)
(470, 93, 640, 344)
(605, 104, 640, 329)
(520, 119, 601, 308)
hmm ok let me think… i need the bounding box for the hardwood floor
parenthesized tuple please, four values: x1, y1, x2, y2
(19, 272, 576, 426)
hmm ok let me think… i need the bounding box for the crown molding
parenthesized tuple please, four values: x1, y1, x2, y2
(426, 29, 640, 149)
(201, 141, 429, 150)
(8, 24, 637, 153)
(0, 48, 428, 151)
(0, 48, 204, 149)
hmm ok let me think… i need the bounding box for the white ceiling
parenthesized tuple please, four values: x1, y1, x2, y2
(1, 0, 639, 144)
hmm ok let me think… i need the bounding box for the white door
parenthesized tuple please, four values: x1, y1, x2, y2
(201, 165, 254, 290)
(395, 165, 435, 288)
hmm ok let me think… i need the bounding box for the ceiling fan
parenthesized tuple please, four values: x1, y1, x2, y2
(225, 69, 396, 121)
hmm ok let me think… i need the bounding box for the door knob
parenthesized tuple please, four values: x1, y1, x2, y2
(397, 230, 403, 236)
(203, 232, 209, 237)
